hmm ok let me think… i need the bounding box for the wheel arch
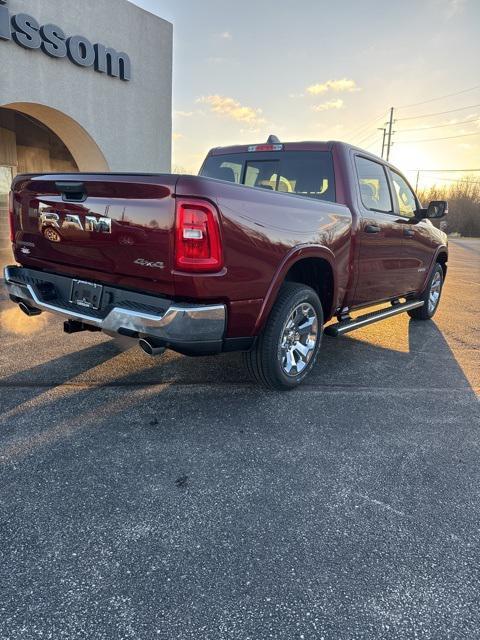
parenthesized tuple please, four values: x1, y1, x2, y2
(254, 245, 336, 334)
(436, 248, 448, 279)
(417, 245, 448, 296)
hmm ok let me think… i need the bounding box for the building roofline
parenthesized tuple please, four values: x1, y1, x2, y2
(124, 0, 173, 27)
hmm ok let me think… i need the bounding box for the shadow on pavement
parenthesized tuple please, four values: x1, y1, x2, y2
(0, 341, 124, 412)
(312, 318, 475, 393)
(0, 312, 476, 394)
(0, 313, 476, 464)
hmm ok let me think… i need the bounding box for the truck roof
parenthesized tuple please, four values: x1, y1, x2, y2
(208, 139, 367, 155)
(207, 138, 388, 169)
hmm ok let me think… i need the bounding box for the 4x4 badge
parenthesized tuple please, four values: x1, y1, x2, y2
(134, 258, 164, 269)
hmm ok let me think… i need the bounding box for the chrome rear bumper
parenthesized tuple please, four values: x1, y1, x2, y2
(4, 266, 226, 352)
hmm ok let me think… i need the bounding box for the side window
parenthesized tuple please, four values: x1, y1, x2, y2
(276, 152, 336, 202)
(391, 171, 417, 218)
(355, 157, 392, 213)
(201, 160, 242, 183)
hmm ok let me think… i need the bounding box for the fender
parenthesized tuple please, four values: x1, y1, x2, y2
(433, 244, 448, 268)
(254, 244, 336, 334)
(419, 244, 448, 293)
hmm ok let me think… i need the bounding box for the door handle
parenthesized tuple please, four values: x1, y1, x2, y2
(403, 228, 415, 238)
(364, 224, 381, 234)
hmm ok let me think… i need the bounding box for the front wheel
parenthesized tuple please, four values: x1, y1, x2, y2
(408, 263, 444, 320)
(244, 283, 323, 390)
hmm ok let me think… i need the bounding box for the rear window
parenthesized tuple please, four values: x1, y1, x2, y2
(200, 151, 336, 202)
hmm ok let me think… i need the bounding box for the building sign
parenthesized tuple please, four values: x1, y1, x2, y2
(0, 0, 131, 81)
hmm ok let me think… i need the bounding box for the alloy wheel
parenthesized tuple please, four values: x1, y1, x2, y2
(428, 270, 442, 314)
(280, 302, 319, 376)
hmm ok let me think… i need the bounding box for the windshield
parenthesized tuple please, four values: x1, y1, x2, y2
(200, 151, 336, 202)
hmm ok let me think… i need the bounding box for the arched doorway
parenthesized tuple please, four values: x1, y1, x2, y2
(1, 103, 109, 173)
(0, 103, 109, 264)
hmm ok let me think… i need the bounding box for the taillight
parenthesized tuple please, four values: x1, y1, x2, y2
(174, 198, 223, 272)
(8, 191, 15, 243)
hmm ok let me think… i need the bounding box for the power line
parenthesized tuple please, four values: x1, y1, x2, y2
(405, 168, 480, 172)
(346, 112, 385, 137)
(397, 117, 480, 133)
(347, 94, 479, 158)
(396, 103, 480, 122)
(364, 137, 383, 153)
(396, 85, 480, 110)
(354, 130, 382, 147)
(421, 176, 480, 184)
(395, 131, 480, 144)
(347, 87, 480, 156)
(347, 113, 386, 144)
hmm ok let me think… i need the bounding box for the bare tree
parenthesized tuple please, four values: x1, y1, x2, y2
(172, 165, 189, 175)
(418, 176, 480, 237)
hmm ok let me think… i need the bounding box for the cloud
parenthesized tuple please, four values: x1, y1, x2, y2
(197, 95, 265, 126)
(306, 78, 360, 95)
(219, 31, 232, 39)
(174, 110, 195, 118)
(312, 99, 345, 112)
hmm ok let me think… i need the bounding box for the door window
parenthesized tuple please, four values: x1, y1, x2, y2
(390, 171, 417, 218)
(355, 157, 392, 213)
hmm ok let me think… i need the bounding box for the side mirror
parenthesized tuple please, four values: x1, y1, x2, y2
(426, 200, 448, 219)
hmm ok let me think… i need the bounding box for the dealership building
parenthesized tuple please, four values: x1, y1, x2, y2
(0, 0, 172, 262)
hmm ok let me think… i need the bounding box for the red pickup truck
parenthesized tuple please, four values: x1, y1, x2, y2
(4, 137, 448, 389)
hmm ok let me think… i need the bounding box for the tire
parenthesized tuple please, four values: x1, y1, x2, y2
(408, 263, 444, 320)
(243, 282, 323, 390)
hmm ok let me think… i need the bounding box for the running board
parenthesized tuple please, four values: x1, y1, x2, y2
(324, 300, 424, 337)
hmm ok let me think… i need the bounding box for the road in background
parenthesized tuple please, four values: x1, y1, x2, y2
(0, 239, 478, 639)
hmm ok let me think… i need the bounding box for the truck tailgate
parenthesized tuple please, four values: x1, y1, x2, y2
(11, 173, 178, 287)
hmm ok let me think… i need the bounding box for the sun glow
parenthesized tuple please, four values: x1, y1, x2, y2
(390, 143, 433, 178)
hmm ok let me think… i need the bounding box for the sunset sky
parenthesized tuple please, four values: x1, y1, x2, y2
(132, 0, 480, 186)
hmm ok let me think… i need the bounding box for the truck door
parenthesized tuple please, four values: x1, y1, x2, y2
(352, 156, 413, 306)
(388, 168, 433, 294)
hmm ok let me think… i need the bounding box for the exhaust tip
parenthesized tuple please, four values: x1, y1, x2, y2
(18, 302, 42, 317)
(139, 338, 166, 357)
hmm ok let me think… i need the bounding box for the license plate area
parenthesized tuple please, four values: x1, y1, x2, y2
(70, 279, 103, 310)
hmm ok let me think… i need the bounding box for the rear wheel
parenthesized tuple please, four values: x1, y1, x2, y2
(408, 263, 444, 320)
(244, 283, 323, 390)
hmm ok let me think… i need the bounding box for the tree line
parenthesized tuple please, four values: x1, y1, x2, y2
(418, 176, 480, 237)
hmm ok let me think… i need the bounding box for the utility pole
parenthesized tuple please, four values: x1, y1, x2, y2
(386, 107, 394, 162)
(378, 127, 387, 159)
(415, 170, 420, 192)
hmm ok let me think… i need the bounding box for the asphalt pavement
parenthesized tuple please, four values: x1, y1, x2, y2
(0, 239, 479, 639)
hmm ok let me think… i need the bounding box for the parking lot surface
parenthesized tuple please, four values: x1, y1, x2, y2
(0, 239, 479, 639)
